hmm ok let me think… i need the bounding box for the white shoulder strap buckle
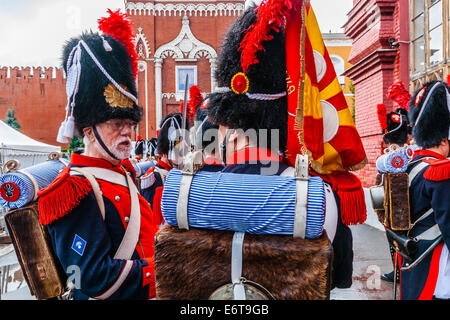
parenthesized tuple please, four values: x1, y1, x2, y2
(176, 151, 203, 230)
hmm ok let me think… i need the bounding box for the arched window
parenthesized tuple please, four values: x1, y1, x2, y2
(330, 55, 345, 89)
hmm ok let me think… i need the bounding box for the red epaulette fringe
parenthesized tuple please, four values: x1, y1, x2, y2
(423, 159, 450, 182)
(37, 168, 92, 225)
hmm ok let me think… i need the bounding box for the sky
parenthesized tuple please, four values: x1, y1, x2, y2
(0, 0, 354, 67)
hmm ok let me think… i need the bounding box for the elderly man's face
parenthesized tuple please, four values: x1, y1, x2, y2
(95, 119, 137, 160)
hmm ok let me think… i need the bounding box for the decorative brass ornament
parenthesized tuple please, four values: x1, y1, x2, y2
(104, 83, 134, 109)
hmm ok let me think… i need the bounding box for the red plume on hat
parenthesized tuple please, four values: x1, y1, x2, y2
(386, 81, 411, 110)
(98, 9, 138, 79)
(377, 104, 388, 132)
(447, 74, 450, 86)
(239, 0, 296, 73)
(187, 85, 203, 121)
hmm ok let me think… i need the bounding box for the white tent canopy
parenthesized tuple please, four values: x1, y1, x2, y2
(0, 120, 60, 169)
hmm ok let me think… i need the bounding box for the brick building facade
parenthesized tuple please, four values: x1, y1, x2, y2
(344, 0, 411, 187)
(345, 0, 449, 188)
(126, 0, 245, 140)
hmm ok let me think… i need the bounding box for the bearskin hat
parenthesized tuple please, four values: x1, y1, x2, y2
(408, 80, 450, 149)
(135, 136, 144, 155)
(57, 10, 142, 142)
(376, 81, 413, 145)
(207, 6, 287, 152)
(147, 138, 158, 157)
(377, 106, 411, 145)
(157, 113, 186, 156)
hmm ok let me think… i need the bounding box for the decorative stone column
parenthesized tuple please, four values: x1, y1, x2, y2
(210, 57, 217, 92)
(154, 58, 163, 129)
(138, 60, 149, 138)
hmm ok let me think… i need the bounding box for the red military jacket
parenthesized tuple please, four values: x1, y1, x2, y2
(38, 153, 159, 300)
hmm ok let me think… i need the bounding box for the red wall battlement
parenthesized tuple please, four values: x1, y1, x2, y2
(0, 66, 67, 147)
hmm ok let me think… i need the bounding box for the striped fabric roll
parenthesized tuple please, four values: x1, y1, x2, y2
(132, 161, 155, 178)
(161, 170, 325, 239)
(0, 159, 67, 209)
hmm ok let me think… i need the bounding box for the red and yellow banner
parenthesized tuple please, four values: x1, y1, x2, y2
(285, 2, 367, 175)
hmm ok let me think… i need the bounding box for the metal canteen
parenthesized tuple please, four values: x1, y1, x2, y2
(209, 282, 270, 300)
(369, 183, 385, 211)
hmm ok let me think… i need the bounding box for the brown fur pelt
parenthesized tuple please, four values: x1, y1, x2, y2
(155, 225, 333, 300)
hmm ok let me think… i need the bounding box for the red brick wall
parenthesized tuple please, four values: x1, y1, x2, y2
(0, 67, 67, 147)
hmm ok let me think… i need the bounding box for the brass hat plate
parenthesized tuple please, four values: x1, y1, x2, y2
(104, 83, 134, 109)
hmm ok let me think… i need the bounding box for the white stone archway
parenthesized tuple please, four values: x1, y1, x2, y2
(135, 27, 151, 59)
(153, 15, 218, 128)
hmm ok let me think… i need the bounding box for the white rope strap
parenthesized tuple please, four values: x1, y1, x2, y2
(214, 87, 287, 101)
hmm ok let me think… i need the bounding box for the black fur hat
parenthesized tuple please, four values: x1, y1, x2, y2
(147, 138, 158, 157)
(383, 108, 411, 145)
(408, 81, 450, 149)
(206, 7, 287, 152)
(134, 137, 144, 156)
(157, 113, 186, 156)
(61, 32, 142, 138)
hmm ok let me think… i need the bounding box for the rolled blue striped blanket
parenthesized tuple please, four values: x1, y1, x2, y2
(133, 161, 155, 178)
(0, 159, 68, 209)
(161, 170, 325, 239)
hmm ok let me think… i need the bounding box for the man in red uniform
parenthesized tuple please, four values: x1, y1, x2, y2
(37, 10, 159, 300)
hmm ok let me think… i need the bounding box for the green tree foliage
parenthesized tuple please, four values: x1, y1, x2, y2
(4, 109, 21, 131)
(69, 135, 85, 150)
